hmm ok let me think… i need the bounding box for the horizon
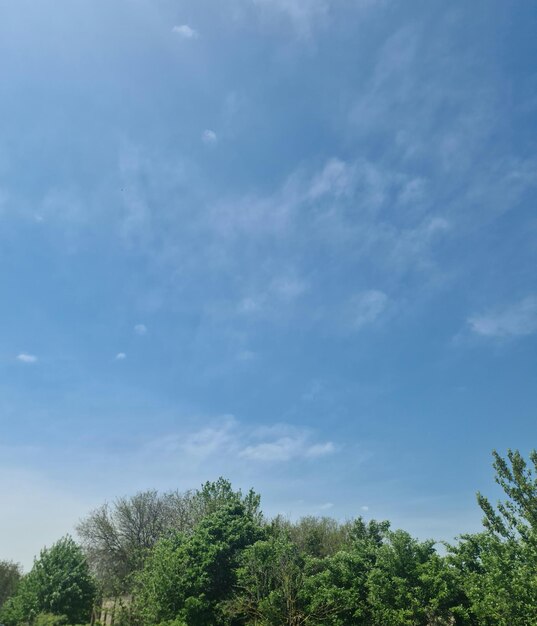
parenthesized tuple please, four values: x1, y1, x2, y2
(1, 0, 536, 571)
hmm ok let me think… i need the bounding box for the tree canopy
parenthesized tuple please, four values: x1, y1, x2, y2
(2, 452, 537, 626)
(0, 537, 95, 626)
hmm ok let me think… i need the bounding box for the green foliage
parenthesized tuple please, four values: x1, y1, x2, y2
(367, 530, 440, 625)
(229, 534, 310, 625)
(283, 516, 353, 558)
(77, 477, 262, 595)
(0, 561, 22, 609)
(33, 613, 68, 626)
(0, 537, 96, 626)
(154, 619, 187, 626)
(7, 454, 537, 626)
(0, 590, 26, 626)
(477, 449, 537, 544)
(135, 501, 263, 626)
(450, 531, 537, 625)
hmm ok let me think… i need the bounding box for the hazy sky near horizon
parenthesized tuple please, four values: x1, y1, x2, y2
(1, 0, 536, 569)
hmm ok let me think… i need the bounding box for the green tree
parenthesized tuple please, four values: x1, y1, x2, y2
(446, 449, 537, 625)
(77, 478, 262, 595)
(0, 537, 96, 626)
(477, 449, 537, 544)
(230, 528, 352, 626)
(136, 501, 263, 626)
(367, 530, 459, 626)
(0, 561, 22, 609)
(449, 532, 537, 626)
(230, 535, 307, 626)
(285, 516, 353, 559)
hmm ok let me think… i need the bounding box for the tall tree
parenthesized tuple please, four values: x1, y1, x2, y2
(477, 449, 537, 544)
(77, 478, 261, 595)
(0, 561, 22, 609)
(135, 501, 263, 626)
(0, 537, 96, 626)
(450, 532, 537, 626)
(367, 530, 459, 626)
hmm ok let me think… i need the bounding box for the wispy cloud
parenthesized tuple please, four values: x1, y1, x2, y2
(237, 349, 256, 361)
(107, 148, 454, 336)
(240, 424, 335, 462)
(348, 290, 388, 330)
(181, 417, 238, 460)
(146, 418, 335, 466)
(134, 324, 147, 336)
(468, 296, 537, 338)
(115, 352, 127, 360)
(143, 417, 239, 467)
(201, 129, 218, 145)
(172, 24, 199, 39)
(236, 274, 307, 318)
(16, 353, 37, 364)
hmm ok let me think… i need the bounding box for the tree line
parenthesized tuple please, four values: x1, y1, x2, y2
(1, 450, 537, 626)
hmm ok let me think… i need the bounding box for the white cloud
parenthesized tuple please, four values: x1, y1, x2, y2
(238, 297, 263, 315)
(16, 353, 37, 364)
(271, 276, 308, 300)
(237, 349, 256, 361)
(240, 426, 335, 462)
(172, 24, 198, 39)
(134, 324, 147, 335)
(305, 441, 335, 457)
(182, 419, 237, 459)
(361, 505, 370, 512)
(202, 129, 218, 145)
(236, 276, 306, 318)
(110, 148, 451, 334)
(308, 158, 357, 200)
(146, 416, 238, 463)
(319, 502, 334, 510)
(147, 418, 335, 466)
(115, 352, 127, 360)
(468, 296, 537, 337)
(350, 290, 388, 329)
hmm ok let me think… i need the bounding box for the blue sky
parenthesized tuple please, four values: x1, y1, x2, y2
(1, 0, 536, 568)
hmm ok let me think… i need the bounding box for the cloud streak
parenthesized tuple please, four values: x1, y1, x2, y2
(16, 354, 37, 364)
(349, 290, 388, 330)
(146, 417, 335, 466)
(202, 129, 218, 145)
(172, 24, 198, 39)
(240, 436, 334, 462)
(468, 296, 537, 338)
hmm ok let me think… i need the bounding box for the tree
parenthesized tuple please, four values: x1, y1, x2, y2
(295, 517, 391, 626)
(367, 530, 458, 626)
(77, 489, 176, 594)
(230, 535, 307, 626)
(135, 501, 263, 626)
(445, 449, 537, 625)
(229, 529, 350, 626)
(284, 516, 353, 559)
(0, 537, 96, 626)
(449, 532, 537, 626)
(0, 561, 22, 609)
(477, 449, 537, 544)
(77, 478, 262, 595)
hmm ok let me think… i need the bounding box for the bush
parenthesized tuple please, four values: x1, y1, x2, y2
(33, 614, 68, 626)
